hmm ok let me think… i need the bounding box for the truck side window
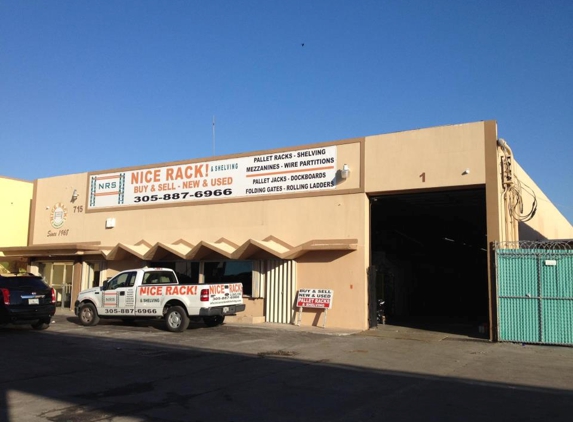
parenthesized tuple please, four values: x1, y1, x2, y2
(107, 272, 137, 290)
(143, 271, 175, 285)
(143, 273, 158, 285)
(159, 272, 175, 284)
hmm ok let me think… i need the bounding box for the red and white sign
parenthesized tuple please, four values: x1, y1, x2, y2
(88, 146, 337, 210)
(103, 292, 118, 307)
(296, 289, 333, 309)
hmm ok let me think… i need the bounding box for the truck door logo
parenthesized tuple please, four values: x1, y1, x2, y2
(104, 292, 118, 306)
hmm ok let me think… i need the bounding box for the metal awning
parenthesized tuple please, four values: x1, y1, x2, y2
(0, 242, 106, 260)
(144, 239, 194, 260)
(0, 237, 358, 261)
(105, 240, 152, 260)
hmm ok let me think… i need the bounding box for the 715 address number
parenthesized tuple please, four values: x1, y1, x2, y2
(134, 189, 233, 203)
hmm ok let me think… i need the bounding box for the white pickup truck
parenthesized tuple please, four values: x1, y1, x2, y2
(74, 267, 245, 332)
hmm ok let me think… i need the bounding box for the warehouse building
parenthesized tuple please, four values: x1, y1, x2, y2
(1, 120, 571, 336)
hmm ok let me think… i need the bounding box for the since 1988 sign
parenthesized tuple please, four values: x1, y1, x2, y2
(88, 146, 337, 210)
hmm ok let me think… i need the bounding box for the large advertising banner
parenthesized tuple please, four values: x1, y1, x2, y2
(88, 146, 337, 210)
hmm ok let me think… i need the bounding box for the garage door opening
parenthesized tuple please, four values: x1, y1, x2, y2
(370, 188, 489, 334)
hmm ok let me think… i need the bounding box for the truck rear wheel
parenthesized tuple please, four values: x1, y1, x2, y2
(79, 303, 100, 326)
(165, 306, 190, 332)
(203, 315, 225, 327)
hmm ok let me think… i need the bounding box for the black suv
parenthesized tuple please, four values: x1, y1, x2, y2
(0, 273, 56, 330)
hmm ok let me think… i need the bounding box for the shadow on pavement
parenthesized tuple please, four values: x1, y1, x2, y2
(63, 314, 211, 331)
(382, 316, 489, 339)
(1, 319, 572, 422)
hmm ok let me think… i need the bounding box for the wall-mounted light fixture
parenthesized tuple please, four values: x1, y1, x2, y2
(71, 189, 79, 200)
(341, 164, 350, 179)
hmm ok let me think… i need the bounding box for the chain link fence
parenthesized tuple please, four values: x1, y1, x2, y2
(494, 240, 573, 345)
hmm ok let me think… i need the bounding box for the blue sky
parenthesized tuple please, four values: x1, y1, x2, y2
(1, 1, 572, 223)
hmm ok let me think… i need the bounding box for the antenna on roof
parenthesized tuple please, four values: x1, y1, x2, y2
(212, 115, 216, 156)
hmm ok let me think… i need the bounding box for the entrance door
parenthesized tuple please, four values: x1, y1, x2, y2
(43, 263, 74, 309)
(84, 262, 105, 289)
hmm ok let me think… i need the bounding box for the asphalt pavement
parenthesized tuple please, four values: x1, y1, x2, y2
(1, 310, 572, 422)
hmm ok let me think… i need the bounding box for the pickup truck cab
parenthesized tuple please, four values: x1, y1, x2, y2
(74, 267, 245, 332)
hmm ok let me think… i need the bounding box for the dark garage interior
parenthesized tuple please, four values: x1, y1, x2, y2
(370, 188, 489, 330)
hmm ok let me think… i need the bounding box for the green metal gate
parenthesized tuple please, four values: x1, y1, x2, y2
(495, 241, 573, 345)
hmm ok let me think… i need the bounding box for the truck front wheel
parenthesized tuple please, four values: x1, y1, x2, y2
(165, 306, 190, 332)
(79, 303, 100, 326)
(203, 315, 225, 327)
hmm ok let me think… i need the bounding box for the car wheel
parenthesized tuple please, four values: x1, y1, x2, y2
(165, 306, 190, 332)
(79, 303, 100, 326)
(31, 318, 51, 330)
(203, 315, 225, 327)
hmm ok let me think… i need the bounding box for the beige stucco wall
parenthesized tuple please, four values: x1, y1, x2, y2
(18, 120, 573, 331)
(512, 161, 573, 240)
(31, 153, 363, 247)
(364, 121, 488, 193)
(486, 133, 572, 243)
(33, 119, 500, 250)
(0, 177, 33, 247)
(29, 142, 369, 329)
(296, 195, 370, 328)
(32, 173, 88, 244)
